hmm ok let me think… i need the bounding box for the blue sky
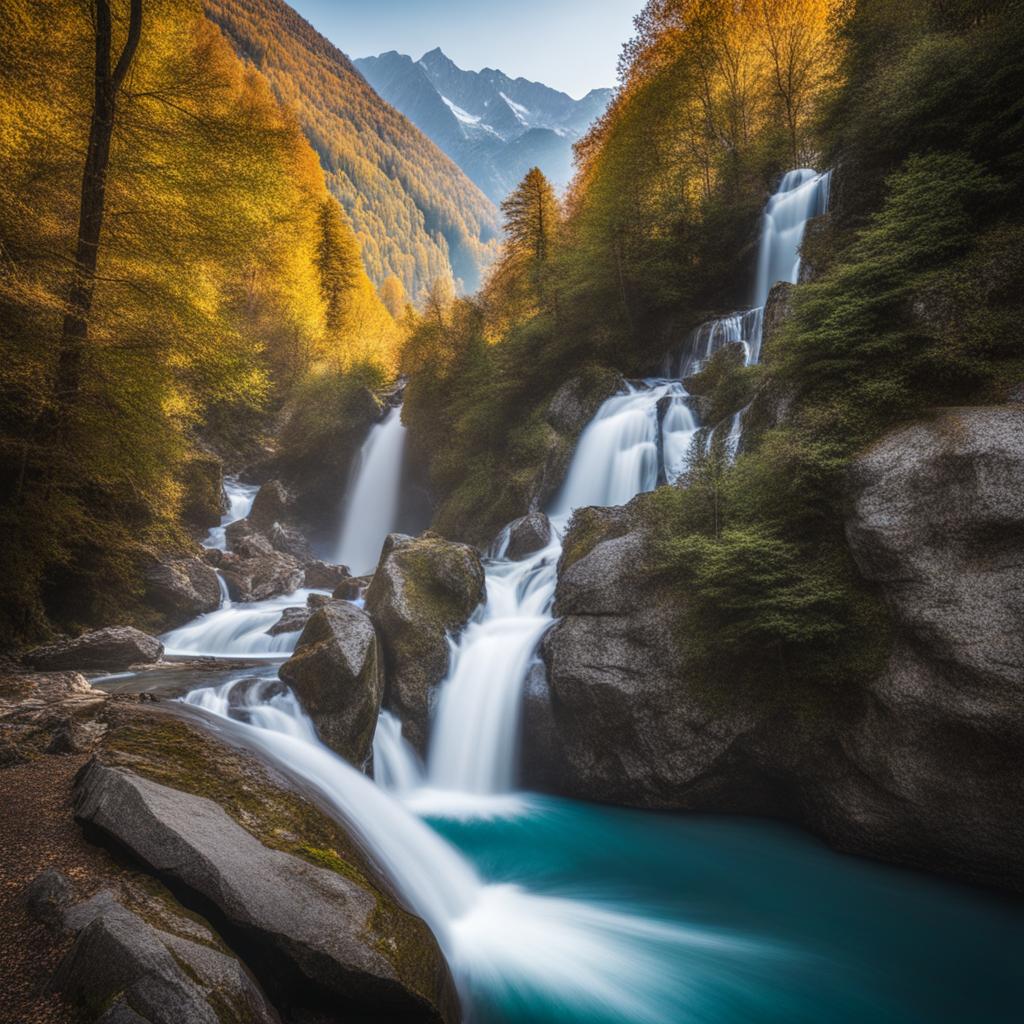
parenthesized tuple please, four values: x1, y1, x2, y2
(289, 0, 646, 98)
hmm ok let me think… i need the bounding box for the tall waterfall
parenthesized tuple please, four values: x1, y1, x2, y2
(335, 404, 407, 576)
(420, 168, 831, 802)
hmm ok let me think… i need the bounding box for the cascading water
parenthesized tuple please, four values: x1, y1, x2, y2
(420, 169, 832, 803)
(181, 676, 765, 1023)
(334, 404, 408, 575)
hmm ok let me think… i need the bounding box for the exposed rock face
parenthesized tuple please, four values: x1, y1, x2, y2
(504, 512, 552, 560)
(265, 607, 309, 637)
(303, 559, 351, 591)
(225, 518, 275, 558)
(179, 452, 227, 532)
(74, 762, 457, 1023)
(278, 602, 384, 766)
(838, 405, 1024, 889)
(248, 480, 293, 534)
(219, 551, 305, 603)
(144, 557, 221, 627)
(52, 887, 279, 1024)
(366, 534, 485, 751)
(536, 408, 1024, 892)
(26, 628, 163, 672)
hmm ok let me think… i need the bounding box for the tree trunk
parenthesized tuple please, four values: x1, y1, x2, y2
(56, 0, 143, 422)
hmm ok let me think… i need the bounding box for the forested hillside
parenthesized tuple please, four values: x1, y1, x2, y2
(204, 0, 501, 295)
(0, 0, 399, 642)
(403, 0, 1024, 694)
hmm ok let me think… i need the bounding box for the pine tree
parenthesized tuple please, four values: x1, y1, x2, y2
(498, 167, 561, 314)
(316, 198, 364, 331)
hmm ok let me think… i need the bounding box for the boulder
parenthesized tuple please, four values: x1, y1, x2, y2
(267, 522, 312, 561)
(503, 512, 552, 561)
(225, 519, 274, 558)
(22, 868, 74, 932)
(837, 405, 1024, 890)
(306, 592, 332, 611)
(26, 628, 163, 672)
(144, 557, 221, 627)
(279, 602, 383, 765)
(366, 534, 485, 751)
(51, 886, 278, 1024)
(74, 763, 458, 1023)
(220, 552, 304, 603)
(543, 523, 780, 810)
(265, 607, 309, 637)
(332, 575, 372, 601)
(303, 559, 351, 590)
(248, 480, 293, 534)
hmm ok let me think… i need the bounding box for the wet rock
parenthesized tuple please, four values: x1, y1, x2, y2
(303, 559, 351, 590)
(144, 557, 221, 627)
(366, 533, 485, 751)
(248, 479, 293, 534)
(225, 519, 274, 558)
(26, 628, 163, 672)
(504, 512, 552, 560)
(225, 677, 287, 709)
(74, 763, 458, 1023)
(220, 552, 304, 603)
(279, 602, 383, 765)
(306, 592, 332, 610)
(53, 887, 278, 1024)
(267, 522, 312, 561)
(332, 575, 372, 601)
(265, 607, 309, 637)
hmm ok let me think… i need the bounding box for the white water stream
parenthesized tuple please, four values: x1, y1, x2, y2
(334, 404, 408, 575)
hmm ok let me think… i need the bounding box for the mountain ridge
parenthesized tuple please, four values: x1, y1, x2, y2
(354, 47, 613, 203)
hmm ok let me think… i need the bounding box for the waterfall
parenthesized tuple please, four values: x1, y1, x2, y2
(180, 676, 751, 1021)
(754, 169, 832, 309)
(334, 405, 407, 576)
(420, 168, 831, 802)
(204, 478, 259, 552)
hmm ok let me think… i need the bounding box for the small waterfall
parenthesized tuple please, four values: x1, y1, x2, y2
(180, 677, 749, 1020)
(204, 478, 259, 552)
(334, 405, 407, 576)
(373, 710, 424, 794)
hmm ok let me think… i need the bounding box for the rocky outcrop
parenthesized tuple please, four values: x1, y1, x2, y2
(536, 408, 1024, 892)
(366, 534, 485, 751)
(219, 551, 305, 603)
(278, 602, 383, 766)
(248, 480, 292, 534)
(74, 761, 457, 1023)
(836, 405, 1024, 890)
(26, 628, 163, 672)
(179, 452, 227, 533)
(303, 560, 351, 591)
(47, 884, 279, 1024)
(144, 556, 221, 627)
(503, 511, 552, 560)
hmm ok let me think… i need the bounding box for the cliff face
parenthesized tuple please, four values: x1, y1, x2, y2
(535, 405, 1024, 892)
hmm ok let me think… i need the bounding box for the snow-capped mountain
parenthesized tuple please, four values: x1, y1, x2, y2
(354, 48, 613, 203)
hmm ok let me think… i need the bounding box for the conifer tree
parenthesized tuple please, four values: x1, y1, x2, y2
(499, 167, 561, 313)
(316, 198, 364, 331)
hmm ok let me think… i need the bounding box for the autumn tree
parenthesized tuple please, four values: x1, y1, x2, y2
(377, 275, 408, 319)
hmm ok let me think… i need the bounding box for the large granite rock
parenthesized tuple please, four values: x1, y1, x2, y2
(837, 405, 1024, 889)
(25, 628, 163, 672)
(537, 408, 1024, 892)
(278, 602, 383, 766)
(219, 551, 305, 603)
(144, 557, 221, 627)
(51, 887, 278, 1024)
(366, 534, 485, 751)
(74, 762, 458, 1023)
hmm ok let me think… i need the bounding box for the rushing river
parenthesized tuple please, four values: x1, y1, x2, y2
(136, 168, 1024, 1023)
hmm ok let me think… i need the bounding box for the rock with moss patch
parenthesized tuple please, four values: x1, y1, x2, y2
(53, 886, 278, 1024)
(179, 452, 227, 533)
(74, 762, 458, 1023)
(278, 602, 383, 766)
(366, 534, 485, 751)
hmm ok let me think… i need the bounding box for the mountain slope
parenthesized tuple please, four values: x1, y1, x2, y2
(204, 0, 500, 296)
(355, 48, 613, 203)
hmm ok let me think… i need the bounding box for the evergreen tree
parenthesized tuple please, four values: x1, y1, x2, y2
(316, 198, 364, 331)
(499, 167, 561, 310)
